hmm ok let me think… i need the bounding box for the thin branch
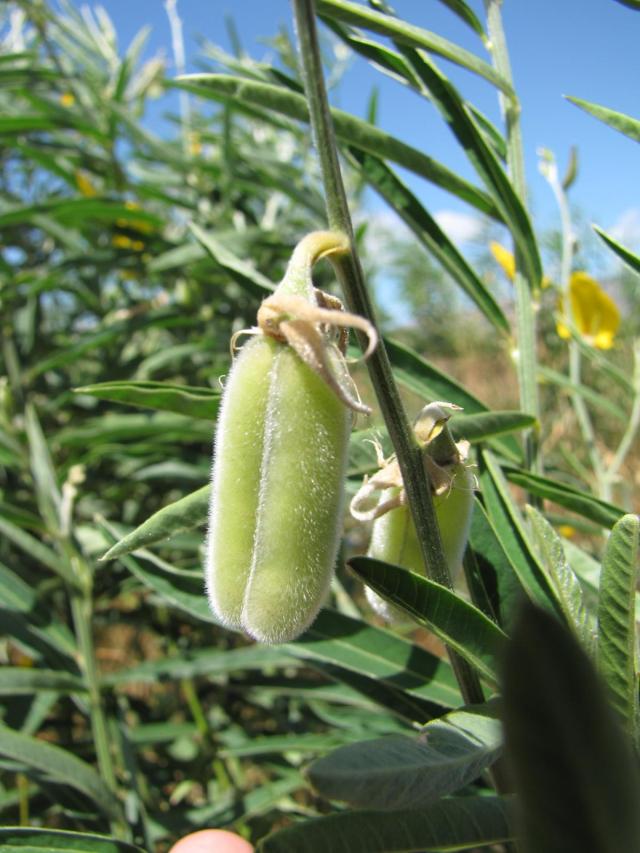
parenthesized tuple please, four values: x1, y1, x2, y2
(292, 0, 484, 706)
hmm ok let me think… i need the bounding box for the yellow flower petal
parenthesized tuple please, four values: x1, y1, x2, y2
(75, 170, 97, 198)
(569, 271, 620, 349)
(490, 241, 515, 281)
(60, 92, 75, 108)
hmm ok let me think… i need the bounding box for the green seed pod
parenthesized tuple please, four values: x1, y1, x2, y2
(206, 231, 376, 643)
(352, 402, 474, 622)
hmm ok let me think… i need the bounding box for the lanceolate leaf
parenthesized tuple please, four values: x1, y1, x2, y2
(597, 514, 640, 739)
(450, 410, 537, 442)
(502, 602, 640, 853)
(538, 364, 627, 423)
(75, 381, 220, 420)
(258, 794, 515, 852)
(100, 485, 209, 560)
(397, 47, 542, 289)
(468, 499, 527, 633)
(287, 609, 461, 710)
(478, 451, 559, 613)
(566, 95, 640, 143)
(526, 505, 596, 652)
(316, 0, 508, 93)
(189, 221, 274, 297)
(0, 668, 87, 695)
(0, 828, 144, 852)
(503, 466, 625, 529)
(347, 150, 510, 333)
(593, 224, 640, 275)
(0, 725, 121, 820)
(348, 556, 507, 685)
(305, 704, 502, 809)
(174, 75, 501, 219)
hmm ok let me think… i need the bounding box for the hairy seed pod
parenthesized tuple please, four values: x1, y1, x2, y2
(206, 231, 376, 644)
(352, 402, 474, 622)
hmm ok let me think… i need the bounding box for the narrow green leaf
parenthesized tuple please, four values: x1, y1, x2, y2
(428, 0, 484, 35)
(100, 527, 215, 624)
(450, 410, 537, 442)
(0, 668, 87, 696)
(347, 150, 510, 333)
(503, 466, 625, 529)
(348, 556, 507, 685)
(0, 725, 121, 820)
(100, 485, 209, 560)
(174, 75, 501, 219)
(316, 0, 508, 93)
(0, 517, 76, 588)
(478, 451, 559, 613)
(324, 23, 505, 160)
(566, 95, 640, 142)
(103, 645, 293, 686)
(526, 505, 596, 652)
(0, 828, 144, 852)
(502, 602, 640, 853)
(597, 514, 640, 739)
(24, 403, 62, 535)
(56, 412, 210, 449)
(593, 224, 640, 275)
(189, 221, 274, 297)
(287, 609, 460, 710)
(306, 704, 501, 809)
(0, 198, 162, 229)
(258, 794, 514, 852)
(398, 48, 542, 288)
(75, 381, 219, 420)
(539, 364, 627, 423)
(468, 499, 527, 633)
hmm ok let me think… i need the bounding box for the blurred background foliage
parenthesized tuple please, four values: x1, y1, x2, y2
(1, 1, 639, 851)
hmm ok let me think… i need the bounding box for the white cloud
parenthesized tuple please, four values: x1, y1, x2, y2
(607, 207, 640, 246)
(433, 210, 484, 244)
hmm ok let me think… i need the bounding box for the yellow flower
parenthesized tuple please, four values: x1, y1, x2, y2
(115, 201, 154, 235)
(75, 170, 97, 198)
(490, 241, 515, 280)
(490, 241, 551, 288)
(60, 92, 75, 108)
(557, 524, 576, 539)
(556, 271, 620, 350)
(112, 234, 145, 252)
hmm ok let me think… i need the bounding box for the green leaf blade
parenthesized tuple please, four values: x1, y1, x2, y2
(305, 705, 502, 809)
(597, 513, 640, 738)
(257, 794, 515, 852)
(348, 556, 507, 685)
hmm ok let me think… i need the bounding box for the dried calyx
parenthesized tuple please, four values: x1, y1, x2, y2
(350, 401, 471, 522)
(233, 230, 377, 415)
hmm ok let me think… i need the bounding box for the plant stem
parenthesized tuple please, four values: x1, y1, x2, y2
(68, 553, 125, 835)
(541, 153, 605, 492)
(292, 0, 483, 707)
(485, 0, 541, 477)
(602, 341, 640, 502)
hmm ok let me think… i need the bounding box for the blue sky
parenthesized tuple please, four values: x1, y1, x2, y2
(54, 1, 640, 258)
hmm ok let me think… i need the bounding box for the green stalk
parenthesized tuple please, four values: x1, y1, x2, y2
(292, 0, 483, 706)
(541, 152, 605, 491)
(67, 549, 125, 835)
(602, 341, 640, 502)
(485, 0, 541, 476)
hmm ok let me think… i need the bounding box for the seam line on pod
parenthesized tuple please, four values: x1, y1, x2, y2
(241, 343, 283, 631)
